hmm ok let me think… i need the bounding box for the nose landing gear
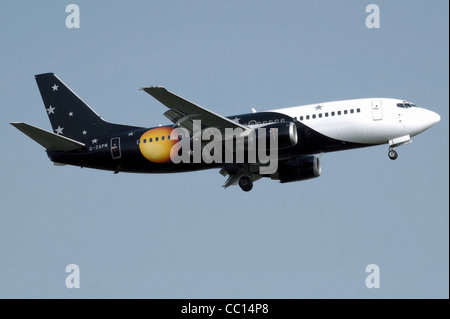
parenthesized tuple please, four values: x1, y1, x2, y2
(388, 135, 412, 161)
(388, 148, 398, 160)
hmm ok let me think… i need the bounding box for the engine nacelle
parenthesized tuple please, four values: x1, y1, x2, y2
(271, 156, 321, 183)
(253, 121, 298, 149)
(222, 121, 298, 159)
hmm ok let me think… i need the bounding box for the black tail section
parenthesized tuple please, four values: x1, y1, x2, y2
(35, 73, 142, 142)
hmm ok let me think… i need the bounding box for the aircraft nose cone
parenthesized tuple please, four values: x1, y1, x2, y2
(423, 110, 441, 135)
(429, 111, 441, 126)
(422, 109, 441, 130)
(410, 108, 441, 136)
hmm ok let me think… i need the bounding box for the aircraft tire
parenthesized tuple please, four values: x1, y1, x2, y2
(239, 176, 253, 192)
(388, 149, 398, 160)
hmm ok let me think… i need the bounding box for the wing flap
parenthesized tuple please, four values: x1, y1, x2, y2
(163, 108, 184, 123)
(11, 122, 85, 151)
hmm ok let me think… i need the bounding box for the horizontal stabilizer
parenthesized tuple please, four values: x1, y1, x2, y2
(10, 122, 85, 151)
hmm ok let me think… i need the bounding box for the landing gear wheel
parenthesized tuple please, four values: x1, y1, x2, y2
(239, 176, 253, 192)
(388, 149, 398, 160)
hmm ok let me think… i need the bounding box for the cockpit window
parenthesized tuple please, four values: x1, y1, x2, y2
(397, 102, 416, 108)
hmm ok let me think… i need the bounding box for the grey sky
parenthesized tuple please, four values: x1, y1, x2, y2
(0, 0, 448, 298)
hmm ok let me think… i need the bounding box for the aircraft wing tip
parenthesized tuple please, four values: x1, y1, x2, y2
(10, 122, 25, 128)
(140, 86, 166, 90)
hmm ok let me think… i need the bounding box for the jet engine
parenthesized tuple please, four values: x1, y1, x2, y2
(253, 121, 298, 149)
(270, 156, 321, 183)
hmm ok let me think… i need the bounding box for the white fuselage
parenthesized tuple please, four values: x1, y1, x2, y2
(271, 98, 441, 145)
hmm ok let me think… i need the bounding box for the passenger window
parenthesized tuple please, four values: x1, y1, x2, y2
(300, 116, 304, 121)
(143, 139, 147, 143)
(357, 108, 360, 113)
(306, 115, 310, 120)
(312, 114, 316, 119)
(155, 137, 159, 142)
(293, 117, 297, 121)
(350, 109, 354, 113)
(338, 111, 341, 115)
(319, 113, 322, 118)
(325, 113, 329, 117)
(344, 110, 348, 114)
(331, 112, 335, 116)
(149, 138, 153, 142)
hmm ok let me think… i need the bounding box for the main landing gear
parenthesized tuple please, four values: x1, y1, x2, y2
(388, 148, 398, 160)
(239, 176, 253, 192)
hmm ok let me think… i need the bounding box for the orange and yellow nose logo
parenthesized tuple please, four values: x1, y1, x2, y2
(139, 127, 180, 163)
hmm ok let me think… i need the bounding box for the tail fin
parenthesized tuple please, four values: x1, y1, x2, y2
(35, 73, 141, 141)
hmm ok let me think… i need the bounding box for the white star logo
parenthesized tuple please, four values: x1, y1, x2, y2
(128, 132, 134, 137)
(232, 117, 241, 123)
(82, 130, 87, 135)
(68, 112, 73, 117)
(46, 105, 55, 114)
(54, 126, 64, 135)
(52, 84, 59, 91)
(91, 138, 98, 144)
(315, 105, 323, 110)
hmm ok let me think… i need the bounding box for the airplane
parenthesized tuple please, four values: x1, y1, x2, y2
(11, 73, 440, 191)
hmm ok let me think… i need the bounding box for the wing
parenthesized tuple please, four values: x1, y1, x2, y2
(140, 86, 249, 134)
(141, 86, 266, 190)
